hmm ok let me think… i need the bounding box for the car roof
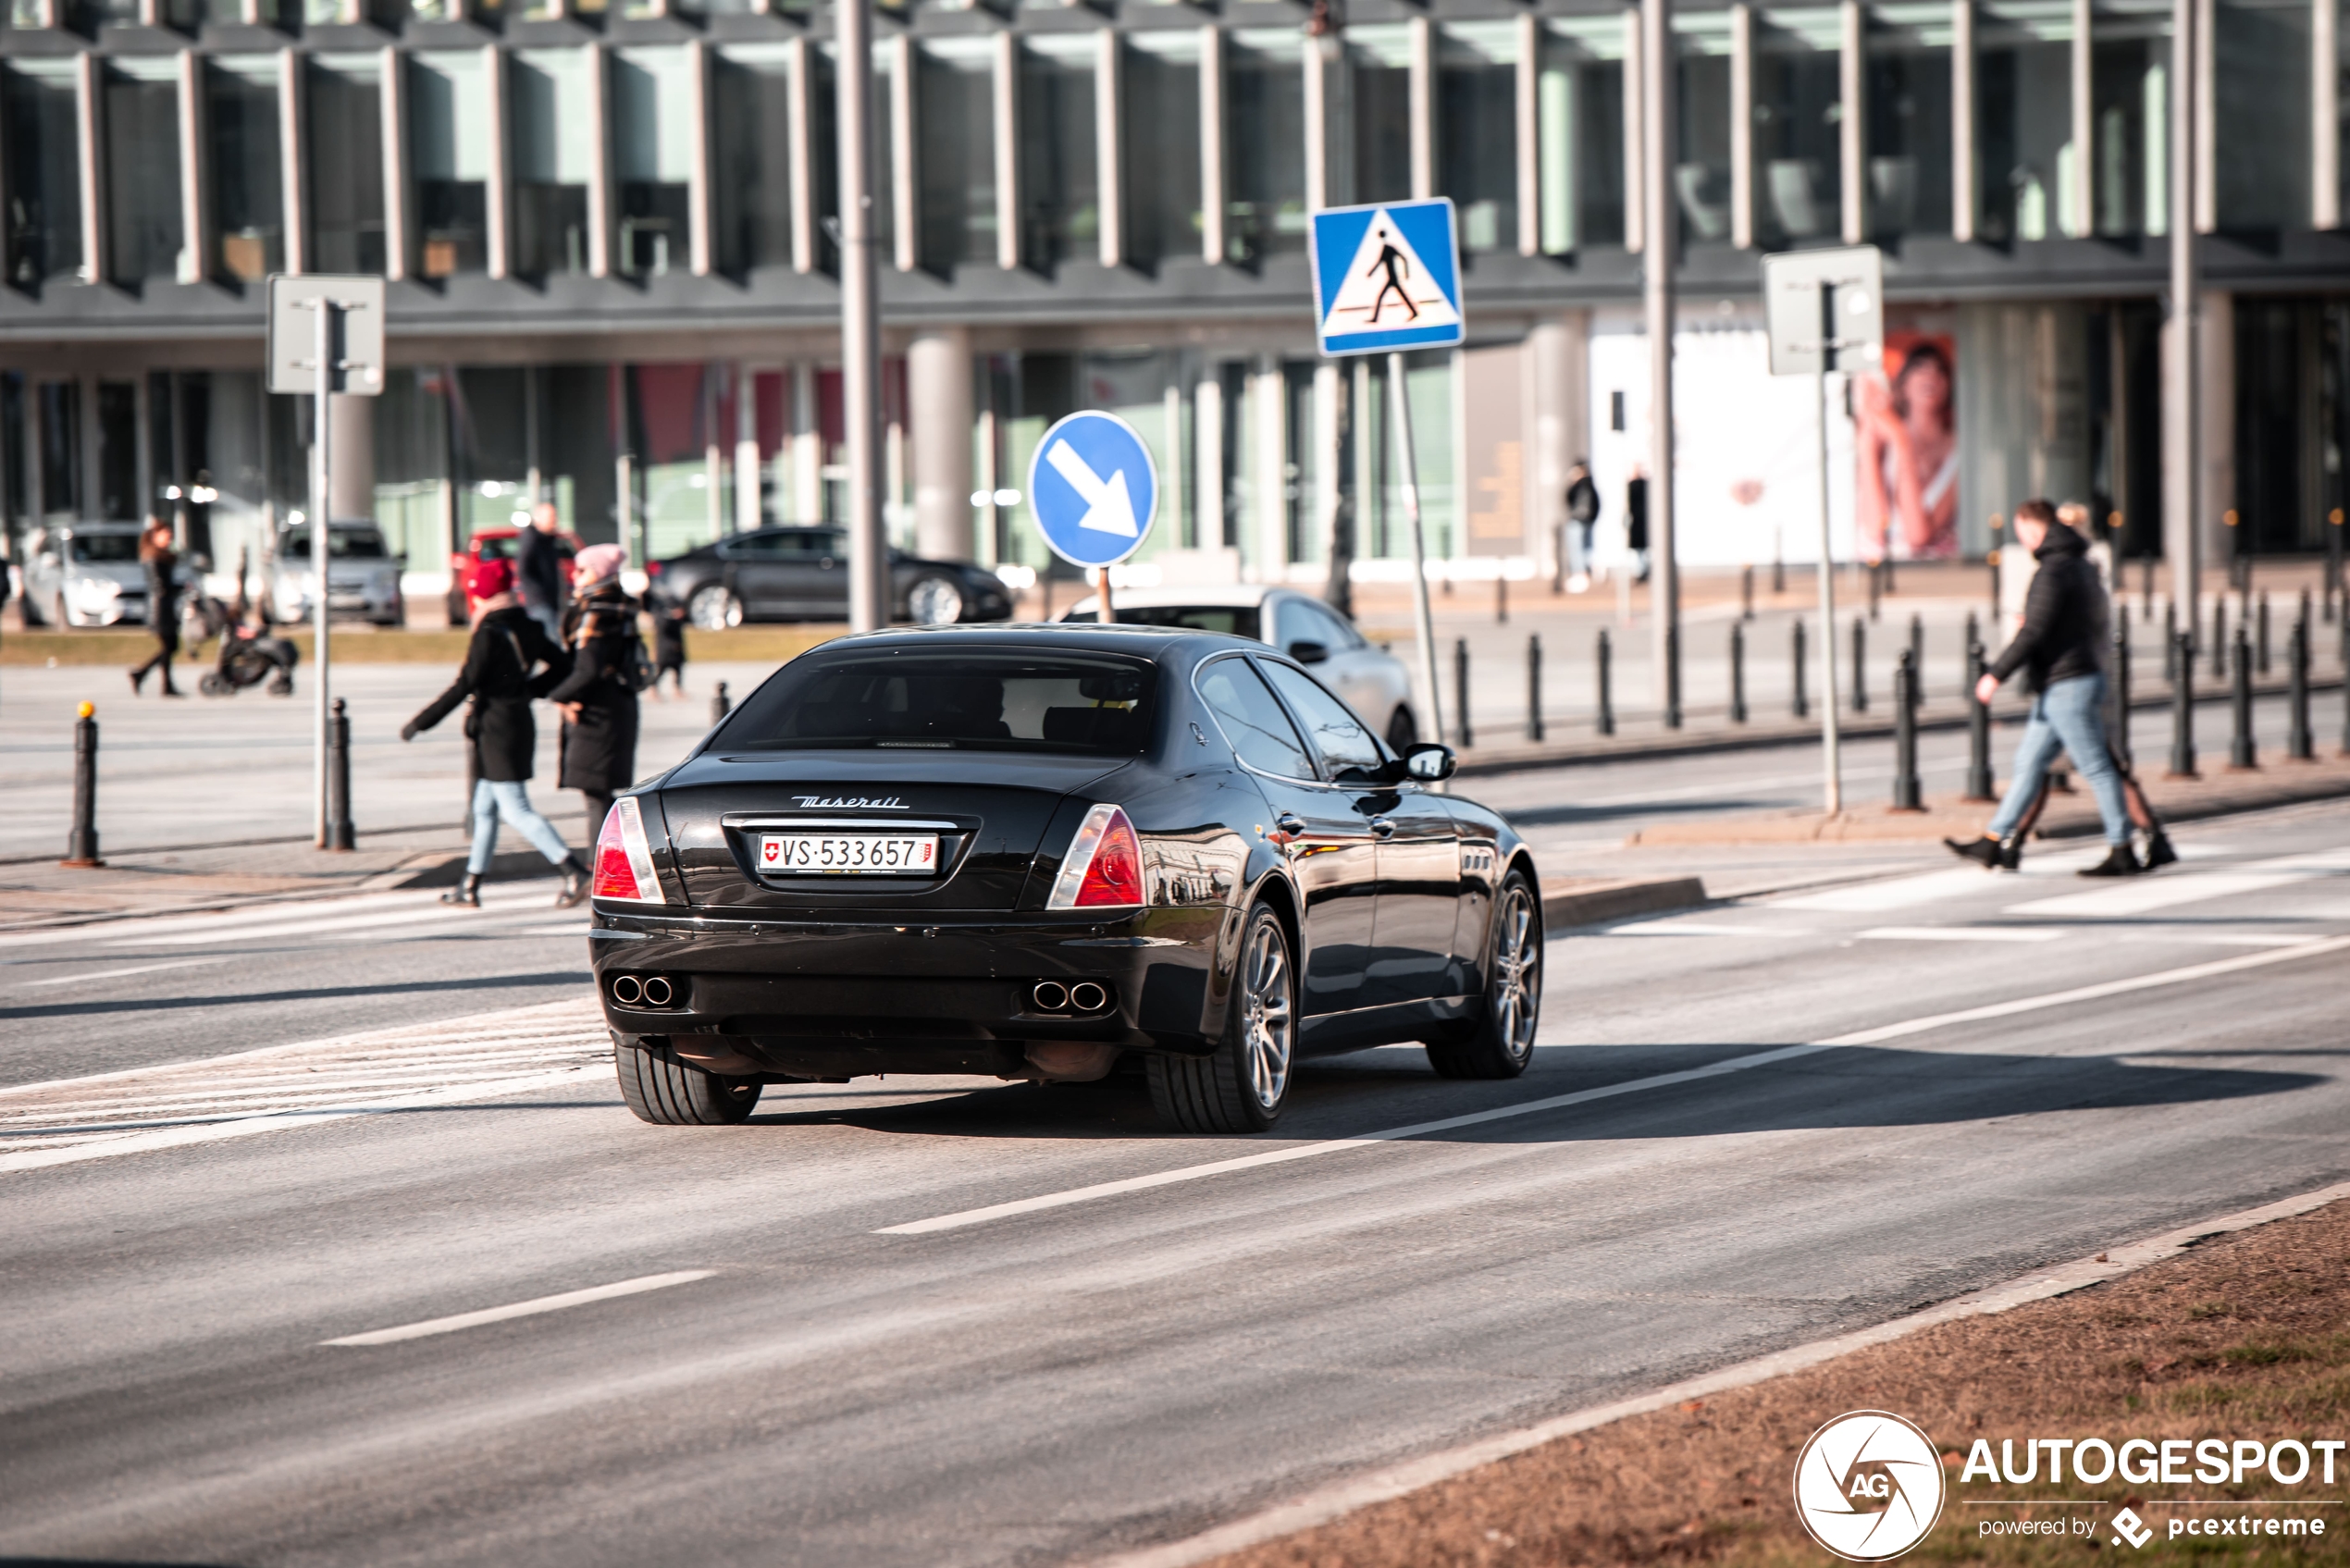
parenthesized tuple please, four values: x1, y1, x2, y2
(1060, 584, 1284, 612)
(59, 522, 142, 534)
(812, 623, 1265, 664)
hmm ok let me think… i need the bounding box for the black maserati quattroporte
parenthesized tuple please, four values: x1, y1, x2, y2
(588, 624, 1543, 1133)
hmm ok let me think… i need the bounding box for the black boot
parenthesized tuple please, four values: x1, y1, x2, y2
(2143, 830, 2178, 870)
(439, 872, 482, 907)
(2078, 844, 2143, 878)
(1944, 835, 2003, 870)
(556, 854, 591, 908)
(1998, 834, 2025, 870)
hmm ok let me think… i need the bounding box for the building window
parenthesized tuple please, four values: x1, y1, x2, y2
(1674, 22, 1732, 246)
(1020, 36, 1097, 271)
(2213, 0, 2309, 231)
(409, 53, 490, 278)
(1227, 30, 1305, 265)
(512, 49, 594, 278)
(2090, 20, 2167, 237)
(1974, 16, 2072, 241)
(612, 48, 693, 278)
(711, 45, 793, 276)
(4, 61, 82, 290)
(1750, 15, 1843, 245)
(1536, 22, 1626, 253)
(208, 56, 282, 285)
(105, 59, 184, 287)
(1122, 31, 1201, 269)
(1440, 22, 1521, 253)
(309, 55, 386, 274)
(916, 38, 996, 273)
(1865, 18, 1954, 241)
(1345, 24, 1414, 206)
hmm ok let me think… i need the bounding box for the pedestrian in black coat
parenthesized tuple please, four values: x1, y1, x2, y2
(514, 502, 568, 641)
(1624, 466, 1651, 583)
(129, 523, 185, 697)
(400, 557, 590, 908)
(548, 545, 642, 839)
(649, 597, 688, 699)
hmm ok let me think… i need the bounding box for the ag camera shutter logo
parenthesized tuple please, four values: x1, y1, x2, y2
(1793, 1411, 1948, 1562)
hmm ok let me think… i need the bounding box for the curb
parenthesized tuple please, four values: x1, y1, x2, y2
(1540, 875, 1707, 928)
(1084, 1178, 2350, 1568)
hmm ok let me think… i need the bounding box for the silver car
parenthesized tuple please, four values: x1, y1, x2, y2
(21, 523, 157, 628)
(271, 520, 405, 626)
(1060, 584, 1421, 747)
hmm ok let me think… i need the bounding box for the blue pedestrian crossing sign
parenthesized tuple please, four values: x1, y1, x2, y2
(1025, 410, 1159, 570)
(1309, 199, 1466, 357)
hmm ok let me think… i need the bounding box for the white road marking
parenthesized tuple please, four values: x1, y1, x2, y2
(322, 1270, 716, 1347)
(7, 957, 234, 989)
(1596, 922, 1814, 938)
(112, 905, 492, 947)
(876, 933, 2350, 1236)
(2006, 847, 2350, 918)
(1857, 925, 2068, 943)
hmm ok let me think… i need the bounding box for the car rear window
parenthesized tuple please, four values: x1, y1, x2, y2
(282, 528, 390, 559)
(69, 534, 141, 563)
(720, 652, 1156, 755)
(1061, 604, 1260, 639)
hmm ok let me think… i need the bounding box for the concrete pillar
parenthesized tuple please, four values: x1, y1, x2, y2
(328, 393, 374, 521)
(1195, 368, 1225, 552)
(791, 363, 822, 525)
(1528, 313, 1589, 579)
(1252, 355, 1287, 580)
(909, 327, 975, 562)
(736, 362, 763, 534)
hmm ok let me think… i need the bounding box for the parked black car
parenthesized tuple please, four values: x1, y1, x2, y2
(646, 526, 1013, 628)
(587, 624, 1545, 1133)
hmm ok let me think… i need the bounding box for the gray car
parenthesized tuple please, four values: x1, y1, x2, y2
(270, 520, 405, 626)
(21, 523, 160, 628)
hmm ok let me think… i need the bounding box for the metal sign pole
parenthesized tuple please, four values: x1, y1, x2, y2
(836, 0, 886, 634)
(313, 298, 334, 849)
(1814, 281, 1842, 817)
(1389, 351, 1445, 747)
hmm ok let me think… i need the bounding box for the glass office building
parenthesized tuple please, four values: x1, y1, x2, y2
(1, 0, 2344, 607)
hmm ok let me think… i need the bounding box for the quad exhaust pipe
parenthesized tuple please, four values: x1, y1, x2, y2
(1029, 980, 1110, 1015)
(610, 974, 675, 1008)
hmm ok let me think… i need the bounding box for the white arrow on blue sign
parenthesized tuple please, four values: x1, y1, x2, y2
(1309, 198, 1466, 357)
(1024, 410, 1159, 570)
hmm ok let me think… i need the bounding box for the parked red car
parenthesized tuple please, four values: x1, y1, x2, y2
(448, 526, 582, 621)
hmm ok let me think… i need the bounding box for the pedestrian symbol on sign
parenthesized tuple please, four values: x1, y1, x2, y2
(1309, 200, 1465, 356)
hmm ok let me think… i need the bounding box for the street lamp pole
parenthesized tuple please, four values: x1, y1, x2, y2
(2164, 0, 2199, 647)
(1642, 0, 1679, 727)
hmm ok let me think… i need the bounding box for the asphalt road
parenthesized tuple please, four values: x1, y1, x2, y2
(4, 795, 2346, 1567)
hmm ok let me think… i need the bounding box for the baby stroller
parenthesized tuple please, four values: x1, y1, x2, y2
(199, 621, 299, 697)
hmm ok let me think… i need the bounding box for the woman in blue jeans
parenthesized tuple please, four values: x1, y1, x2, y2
(401, 558, 592, 907)
(1947, 500, 2159, 878)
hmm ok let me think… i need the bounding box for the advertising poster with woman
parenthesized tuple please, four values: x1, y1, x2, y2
(1856, 332, 1958, 561)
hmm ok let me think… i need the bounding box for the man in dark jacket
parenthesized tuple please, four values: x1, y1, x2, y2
(1946, 500, 2140, 876)
(1561, 459, 1600, 592)
(514, 502, 567, 641)
(401, 558, 590, 907)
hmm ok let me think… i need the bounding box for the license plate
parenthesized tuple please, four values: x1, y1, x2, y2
(758, 833, 939, 876)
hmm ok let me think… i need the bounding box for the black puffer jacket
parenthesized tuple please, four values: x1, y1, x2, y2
(547, 586, 643, 792)
(1989, 523, 2109, 692)
(406, 606, 572, 781)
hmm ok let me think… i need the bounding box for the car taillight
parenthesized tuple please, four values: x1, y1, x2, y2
(1046, 804, 1144, 910)
(645, 560, 662, 577)
(593, 796, 667, 904)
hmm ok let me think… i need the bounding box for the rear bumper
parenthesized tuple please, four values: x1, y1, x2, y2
(588, 905, 1230, 1078)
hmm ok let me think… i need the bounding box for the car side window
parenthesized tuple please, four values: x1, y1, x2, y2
(1271, 598, 1318, 654)
(1303, 601, 1366, 650)
(723, 534, 792, 560)
(1196, 658, 1316, 779)
(1259, 661, 1384, 781)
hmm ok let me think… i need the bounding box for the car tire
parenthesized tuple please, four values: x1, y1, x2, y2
(1385, 705, 1418, 750)
(1426, 869, 1542, 1080)
(616, 1040, 763, 1126)
(1148, 902, 1296, 1133)
(906, 574, 965, 625)
(687, 585, 744, 631)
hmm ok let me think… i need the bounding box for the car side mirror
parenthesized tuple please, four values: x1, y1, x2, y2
(1400, 742, 1456, 783)
(1286, 639, 1330, 665)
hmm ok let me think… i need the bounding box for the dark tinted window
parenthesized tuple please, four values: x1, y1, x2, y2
(1196, 656, 1313, 778)
(721, 651, 1155, 754)
(282, 527, 390, 559)
(1062, 603, 1261, 639)
(68, 532, 140, 563)
(1261, 661, 1383, 780)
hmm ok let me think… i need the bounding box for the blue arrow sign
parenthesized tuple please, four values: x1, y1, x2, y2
(1025, 411, 1159, 570)
(1310, 199, 1466, 357)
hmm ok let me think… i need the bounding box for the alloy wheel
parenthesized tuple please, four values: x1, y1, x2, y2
(1239, 916, 1293, 1109)
(689, 586, 743, 631)
(1490, 883, 1540, 1064)
(907, 576, 964, 625)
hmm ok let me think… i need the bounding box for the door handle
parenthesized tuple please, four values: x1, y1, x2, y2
(1276, 811, 1306, 836)
(1369, 816, 1396, 837)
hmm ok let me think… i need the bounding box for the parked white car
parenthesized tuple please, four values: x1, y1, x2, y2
(271, 520, 405, 626)
(21, 523, 159, 628)
(1060, 584, 1420, 747)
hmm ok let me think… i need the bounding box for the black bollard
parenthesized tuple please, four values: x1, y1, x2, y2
(1454, 638, 1473, 748)
(2163, 602, 2177, 682)
(2141, 553, 2156, 616)
(1772, 550, 1786, 596)
(2342, 619, 2350, 756)
(62, 701, 103, 867)
(1495, 574, 1508, 625)
(1525, 634, 1544, 743)
(2112, 623, 2133, 773)
(324, 697, 357, 851)
(1850, 618, 1868, 714)
(1893, 650, 1922, 809)
(2257, 591, 2271, 675)
(1729, 622, 1748, 724)
(2169, 630, 2198, 779)
(2212, 597, 2228, 679)
(711, 680, 731, 722)
(1963, 642, 1995, 801)
(2289, 615, 2313, 760)
(1792, 618, 1809, 720)
(2229, 625, 2257, 771)
(1741, 564, 1755, 621)
(1664, 623, 1682, 730)
(1908, 612, 1924, 702)
(1595, 628, 1614, 737)
(1867, 562, 1883, 622)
